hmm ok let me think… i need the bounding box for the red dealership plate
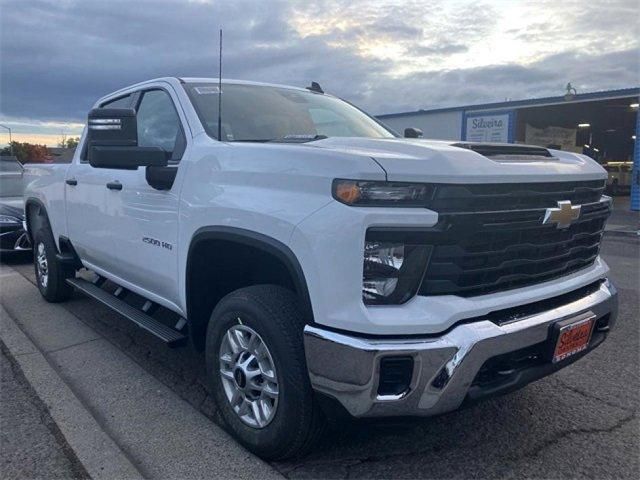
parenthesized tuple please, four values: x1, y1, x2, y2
(552, 314, 596, 364)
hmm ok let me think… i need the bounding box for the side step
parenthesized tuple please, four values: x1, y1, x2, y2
(66, 278, 187, 347)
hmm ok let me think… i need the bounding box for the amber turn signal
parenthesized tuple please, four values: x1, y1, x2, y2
(332, 179, 433, 207)
(334, 181, 361, 204)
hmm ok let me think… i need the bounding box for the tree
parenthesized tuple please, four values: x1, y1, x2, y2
(65, 137, 80, 149)
(58, 135, 80, 149)
(0, 141, 49, 163)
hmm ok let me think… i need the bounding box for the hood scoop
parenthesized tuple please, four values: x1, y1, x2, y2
(452, 143, 555, 162)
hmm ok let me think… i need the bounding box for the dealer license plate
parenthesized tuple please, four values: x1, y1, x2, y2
(552, 313, 596, 363)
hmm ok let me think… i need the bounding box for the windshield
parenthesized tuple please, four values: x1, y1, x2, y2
(185, 83, 395, 142)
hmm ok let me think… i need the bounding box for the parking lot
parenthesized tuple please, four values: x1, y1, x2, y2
(1, 233, 638, 479)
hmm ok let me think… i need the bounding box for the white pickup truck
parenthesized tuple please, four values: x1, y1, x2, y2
(24, 77, 618, 460)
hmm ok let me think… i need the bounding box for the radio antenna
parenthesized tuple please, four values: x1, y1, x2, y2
(217, 28, 223, 141)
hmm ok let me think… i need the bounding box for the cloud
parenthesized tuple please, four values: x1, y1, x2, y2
(0, 0, 638, 142)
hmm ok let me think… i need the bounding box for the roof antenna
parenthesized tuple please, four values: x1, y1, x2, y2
(306, 81, 324, 94)
(217, 28, 223, 141)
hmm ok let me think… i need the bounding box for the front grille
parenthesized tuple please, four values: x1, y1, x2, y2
(416, 181, 609, 297)
(425, 180, 605, 213)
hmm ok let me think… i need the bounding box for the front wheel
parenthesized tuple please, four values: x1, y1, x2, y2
(206, 285, 326, 460)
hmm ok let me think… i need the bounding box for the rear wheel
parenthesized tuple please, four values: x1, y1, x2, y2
(32, 227, 74, 302)
(206, 285, 326, 460)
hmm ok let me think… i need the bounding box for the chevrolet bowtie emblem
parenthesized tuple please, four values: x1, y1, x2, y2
(543, 200, 581, 229)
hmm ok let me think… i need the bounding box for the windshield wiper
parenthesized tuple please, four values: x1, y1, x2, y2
(266, 135, 328, 143)
(230, 135, 328, 143)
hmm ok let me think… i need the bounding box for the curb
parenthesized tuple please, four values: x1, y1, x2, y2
(0, 305, 144, 480)
(604, 229, 639, 238)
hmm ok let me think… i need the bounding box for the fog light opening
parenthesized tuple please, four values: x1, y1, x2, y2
(377, 356, 414, 398)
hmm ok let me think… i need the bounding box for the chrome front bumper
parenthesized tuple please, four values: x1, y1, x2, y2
(303, 280, 618, 418)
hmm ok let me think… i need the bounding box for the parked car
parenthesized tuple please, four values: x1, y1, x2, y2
(23, 77, 617, 460)
(604, 161, 633, 195)
(0, 156, 30, 254)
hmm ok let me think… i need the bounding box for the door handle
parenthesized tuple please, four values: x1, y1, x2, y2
(106, 181, 122, 191)
(65, 178, 78, 186)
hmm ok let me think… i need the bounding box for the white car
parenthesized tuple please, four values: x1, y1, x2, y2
(604, 161, 633, 195)
(23, 77, 618, 459)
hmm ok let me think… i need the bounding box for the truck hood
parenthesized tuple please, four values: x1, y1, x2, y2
(308, 137, 607, 184)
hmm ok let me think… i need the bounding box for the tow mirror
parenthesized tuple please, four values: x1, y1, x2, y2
(87, 108, 167, 169)
(404, 127, 423, 138)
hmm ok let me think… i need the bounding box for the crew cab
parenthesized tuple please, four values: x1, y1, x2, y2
(23, 77, 618, 460)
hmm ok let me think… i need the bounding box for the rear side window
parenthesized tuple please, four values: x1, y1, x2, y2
(136, 90, 185, 160)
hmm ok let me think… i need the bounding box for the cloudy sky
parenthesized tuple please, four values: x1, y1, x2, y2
(1, 0, 638, 145)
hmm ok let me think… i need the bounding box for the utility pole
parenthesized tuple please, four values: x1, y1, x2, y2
(0, 124, 12, 157)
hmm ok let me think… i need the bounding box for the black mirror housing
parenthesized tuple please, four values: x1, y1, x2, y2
(90, 146, 168, 170)
(404, 127, 423, 138)
(87, 108, 168, 170)
(88, 108, 137, 147)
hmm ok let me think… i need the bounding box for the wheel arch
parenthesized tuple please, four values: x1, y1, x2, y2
(185, 226, 314, 351)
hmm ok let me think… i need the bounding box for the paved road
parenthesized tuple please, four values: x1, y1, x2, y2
(1, 236, 638, 479)
(0, 343, 88, 480)
(609, 196, 639, 232)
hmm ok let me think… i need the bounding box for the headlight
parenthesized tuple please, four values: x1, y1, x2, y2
(333, 179, 433, 207)
(0, 215, 21, 225)
(363, 234, 431, 305)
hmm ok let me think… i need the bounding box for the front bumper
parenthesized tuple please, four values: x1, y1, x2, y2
(304, 280, 618, 418)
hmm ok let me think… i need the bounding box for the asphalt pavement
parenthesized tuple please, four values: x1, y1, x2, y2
(608, 196, 639, 235)
(0, 343, 88, 480)
(0, 234, 638, 479)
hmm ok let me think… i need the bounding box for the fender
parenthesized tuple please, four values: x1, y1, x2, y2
(185, 226, 314, 322)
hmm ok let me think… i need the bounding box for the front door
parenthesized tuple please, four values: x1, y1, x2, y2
(65, 94, 135, 268)
(101, 87, 188, 310)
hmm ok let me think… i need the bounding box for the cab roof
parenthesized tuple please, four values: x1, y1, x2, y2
(99, 76, 315, 104)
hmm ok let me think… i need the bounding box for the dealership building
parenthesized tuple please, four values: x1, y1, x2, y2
(377, 86, 639, 210)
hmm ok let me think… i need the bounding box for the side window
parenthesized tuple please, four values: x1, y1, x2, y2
(136, 90, 185, 161)
(101, 95, 132, 109)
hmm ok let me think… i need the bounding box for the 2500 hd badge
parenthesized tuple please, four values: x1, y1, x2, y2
(142, 236, 173, 251)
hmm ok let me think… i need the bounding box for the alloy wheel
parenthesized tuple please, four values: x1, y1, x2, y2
(36, 242, 49, 288)
(219, 323, 279, 428)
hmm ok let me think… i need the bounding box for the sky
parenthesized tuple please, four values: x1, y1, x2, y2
(0, 0, 638, 146)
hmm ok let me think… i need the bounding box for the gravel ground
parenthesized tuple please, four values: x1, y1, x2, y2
(1, 235, 638, 479)
(0, 343, 88, 480)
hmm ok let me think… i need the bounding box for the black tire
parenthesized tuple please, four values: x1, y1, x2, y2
(32, 226, 74, 302)
(205, 285, 326, 460)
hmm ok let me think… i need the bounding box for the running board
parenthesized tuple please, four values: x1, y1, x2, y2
(66, 278, 187, 347)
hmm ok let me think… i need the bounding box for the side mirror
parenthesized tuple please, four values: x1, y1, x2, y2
(87, 108, 167, 169)
(404, 127, 423, 138)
